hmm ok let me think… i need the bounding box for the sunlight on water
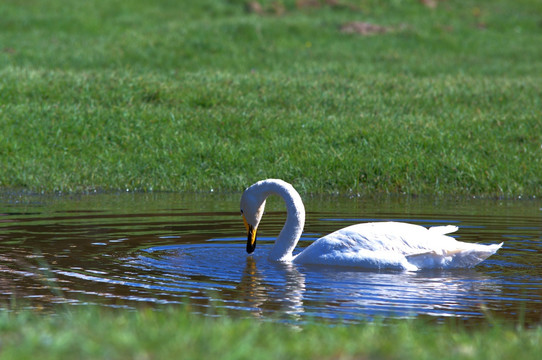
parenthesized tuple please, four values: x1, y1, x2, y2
(0, 192, 541, 324)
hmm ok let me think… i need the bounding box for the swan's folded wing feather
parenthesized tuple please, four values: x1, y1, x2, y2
(428, 225, 459, 235)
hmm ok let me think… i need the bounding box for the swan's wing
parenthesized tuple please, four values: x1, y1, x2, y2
(294, 222, 439, 270)
(293, 221, 501, 270)
(324, 222, 455, 253)
(428, 225, 458, 235)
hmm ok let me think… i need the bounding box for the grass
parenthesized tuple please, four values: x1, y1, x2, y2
(0, 306, 540, 360)
(1, 2, 542, 356)
(0, 0, 541, 196)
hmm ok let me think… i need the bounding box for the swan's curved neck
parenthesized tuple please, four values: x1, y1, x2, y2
(257, 180, 305, 261)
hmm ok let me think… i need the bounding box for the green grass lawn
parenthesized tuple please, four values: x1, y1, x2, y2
(0, 306, 540, 360)
(1, 0, 542, 196)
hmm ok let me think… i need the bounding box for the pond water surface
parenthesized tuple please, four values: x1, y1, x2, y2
(0, 192, 540, 325)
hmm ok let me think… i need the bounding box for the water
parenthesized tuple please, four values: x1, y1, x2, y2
(0, 192, 541, 325)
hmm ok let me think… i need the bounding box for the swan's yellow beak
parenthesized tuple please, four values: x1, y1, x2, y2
(243, 214, 257, 254)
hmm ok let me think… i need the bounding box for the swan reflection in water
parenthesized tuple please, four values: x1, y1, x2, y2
(233, 248, 502, 320)
(0, 240, 504, 320)
(134, 243, 503, 321)
(236, 256, 305, 320)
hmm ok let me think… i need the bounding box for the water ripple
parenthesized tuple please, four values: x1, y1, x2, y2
(0, 193, 541, 324)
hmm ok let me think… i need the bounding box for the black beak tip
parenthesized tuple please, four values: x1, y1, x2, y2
(246, 224, 256, 254)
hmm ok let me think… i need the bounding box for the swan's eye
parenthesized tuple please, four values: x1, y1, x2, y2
(240, 209, 244, 214)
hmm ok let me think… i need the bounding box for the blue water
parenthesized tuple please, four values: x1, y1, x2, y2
(0, 192, 540, 324)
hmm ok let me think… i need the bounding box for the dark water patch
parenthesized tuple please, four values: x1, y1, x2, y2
(0, 192, 541, 325)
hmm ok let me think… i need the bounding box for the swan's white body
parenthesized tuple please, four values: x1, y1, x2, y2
(240, 179, 502, 271)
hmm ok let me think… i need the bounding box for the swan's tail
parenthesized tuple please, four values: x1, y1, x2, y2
(406, 242, 503, 269)
(448, 242, 503, 268)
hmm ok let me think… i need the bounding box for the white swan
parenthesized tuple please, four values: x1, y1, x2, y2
(240, 179, 502, 271)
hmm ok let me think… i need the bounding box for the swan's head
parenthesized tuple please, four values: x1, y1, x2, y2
(240, 186, 267, 254)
